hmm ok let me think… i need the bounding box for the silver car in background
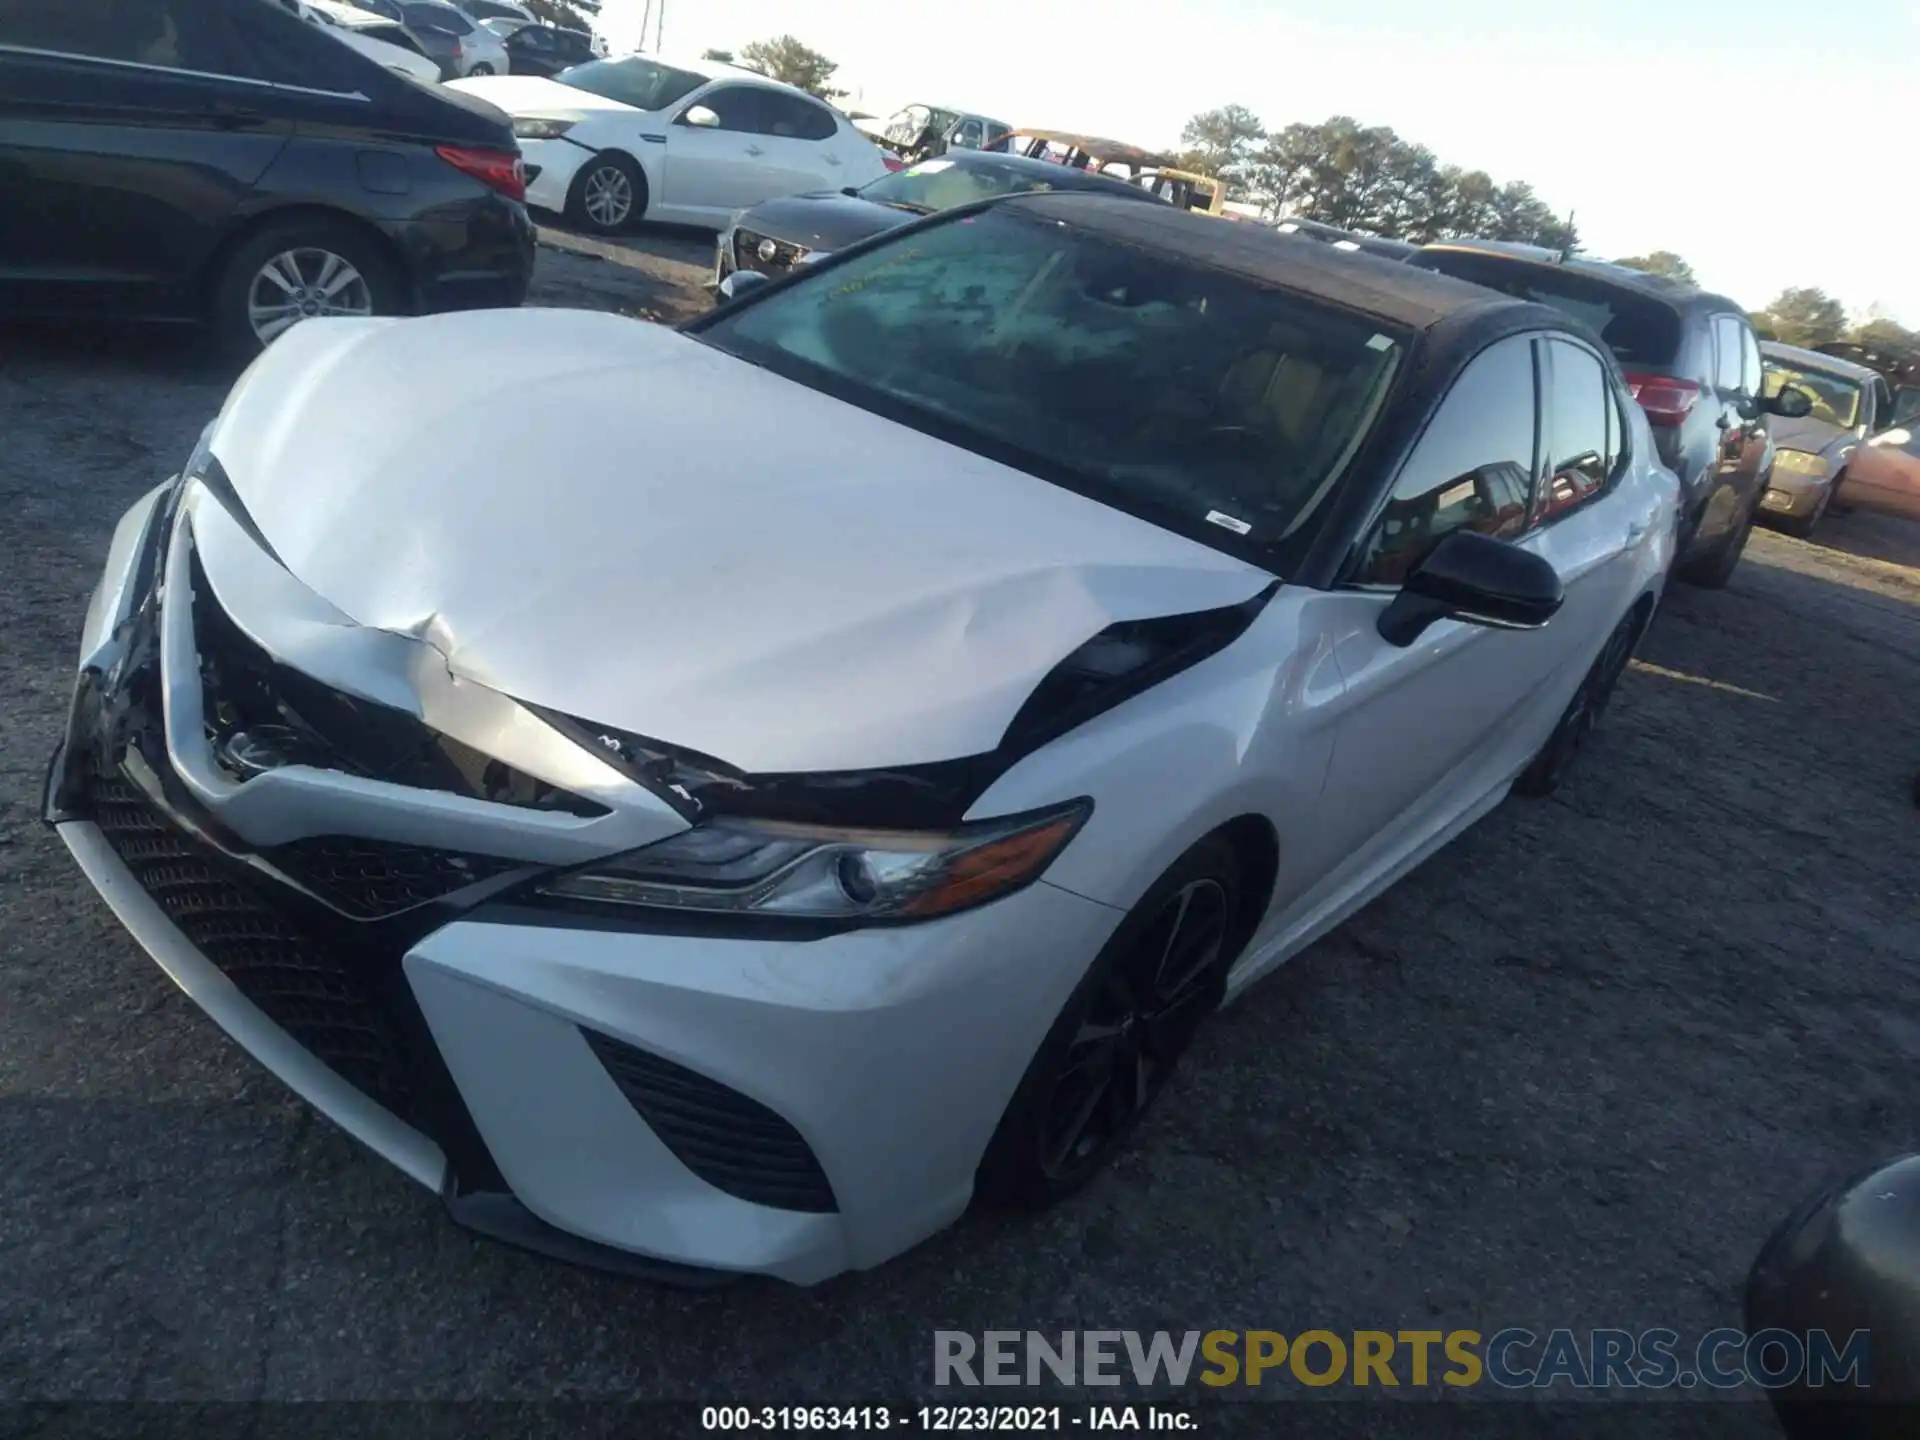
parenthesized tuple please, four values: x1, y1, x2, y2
(354, 0, 510, 75)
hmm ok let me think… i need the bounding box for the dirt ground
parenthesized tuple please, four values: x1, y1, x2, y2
(2, 223, 1917, 1434)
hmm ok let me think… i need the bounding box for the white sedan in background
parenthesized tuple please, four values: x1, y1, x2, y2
(451, 54, 890, 233)
(297, 0, 441, 84)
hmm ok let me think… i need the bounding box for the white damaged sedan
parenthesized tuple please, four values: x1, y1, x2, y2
(47, 194, 1678, 1285)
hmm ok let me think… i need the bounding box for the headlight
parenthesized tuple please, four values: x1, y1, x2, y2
(1773, 450, 1828, 477)
(513, 118, 575, 140)
(538, 799, 1091, 923)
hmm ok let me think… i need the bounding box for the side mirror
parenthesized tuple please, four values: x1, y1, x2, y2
(681, 104, 721, 129)
(1376, 529, 1564, 648)
(1764, 385, 1814, 419)
(715, 269, 771, 304)
(840, 185, 861, 197)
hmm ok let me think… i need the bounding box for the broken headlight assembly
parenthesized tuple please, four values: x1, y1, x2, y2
(537, 799, 1090, 923)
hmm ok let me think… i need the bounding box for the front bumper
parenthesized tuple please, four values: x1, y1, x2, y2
(46, 478, 1124, 1284)
(1761, 466, 1832, 519)
(518, 136, 594, 214)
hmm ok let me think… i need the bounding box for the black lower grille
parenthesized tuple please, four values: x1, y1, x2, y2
(265, 835, 521, 921)
(89, 765, 419, 1124)
(581, 1027, 838, 1213)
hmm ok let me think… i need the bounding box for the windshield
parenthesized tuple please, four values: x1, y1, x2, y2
(857, 157, 1123, 214)
(1764, 362, 1862, 430)
(699, 206, 1406, 563)
(556, 57, 706, 111)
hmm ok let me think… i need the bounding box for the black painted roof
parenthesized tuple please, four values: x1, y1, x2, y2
(1005, 193, 1536, 333)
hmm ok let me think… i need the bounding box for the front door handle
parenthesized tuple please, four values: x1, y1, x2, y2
(203, 104, 266, 129)
(744, 144, 765, 157)
(1625, 520, 1650, 545)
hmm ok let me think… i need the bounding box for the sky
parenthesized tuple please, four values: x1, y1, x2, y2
(593, 0, 1916, 325)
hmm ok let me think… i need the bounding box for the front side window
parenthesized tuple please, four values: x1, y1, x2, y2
(1358, 334, 1538, 585)
(1763, 360, 1863, 429)
(6, 0, 243, 72)
(699, 206, 1406, 567)
(556, 55, 705, 110)
(682, 84, 766, 132)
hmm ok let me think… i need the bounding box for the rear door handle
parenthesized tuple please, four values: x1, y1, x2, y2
(744, 144, 765, 156)
(1625, 520, 1650, 545)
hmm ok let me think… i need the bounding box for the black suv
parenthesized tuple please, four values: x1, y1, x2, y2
(0, 0, 535, 354)
(502, 23, 595, 78)
(1409, 241, 1785, 587)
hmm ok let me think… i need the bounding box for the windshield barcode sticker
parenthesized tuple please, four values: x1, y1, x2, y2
(1206, 510, 1253, 535)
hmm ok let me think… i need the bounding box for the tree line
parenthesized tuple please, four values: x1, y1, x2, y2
(1177, 105, 1577, 251)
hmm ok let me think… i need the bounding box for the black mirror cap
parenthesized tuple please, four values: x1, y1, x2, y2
(1747, 1152, 1920, 1433)
(1376, 529, 1564, 647)
(1766, 385, 1815, 419)
(841, 185, 862, 197)
(715, 270, 771, 305)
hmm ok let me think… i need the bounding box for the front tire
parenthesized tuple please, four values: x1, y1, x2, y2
(566, 152, 645, 235)
(1514, 605, 1646, 798)
(209, 216, 403, 359)
(975, 836, 1244, 1209)
(467, 62, 494, 77)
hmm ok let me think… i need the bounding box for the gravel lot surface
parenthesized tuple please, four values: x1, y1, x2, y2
(3, 221, 1918, 1434)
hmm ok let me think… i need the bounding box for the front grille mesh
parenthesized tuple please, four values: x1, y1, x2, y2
(89, 764, 420, 1124)
(582, 1027, 838, 1213)
(265, 835, 521, 921)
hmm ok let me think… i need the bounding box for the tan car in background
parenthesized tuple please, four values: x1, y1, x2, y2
(999, 130, 1226, 214)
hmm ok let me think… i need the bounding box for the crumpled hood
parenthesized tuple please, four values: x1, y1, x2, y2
(204, 308, 1270, 774)
(445, 74, 635, 118)
(1770, 415, 1856, 462)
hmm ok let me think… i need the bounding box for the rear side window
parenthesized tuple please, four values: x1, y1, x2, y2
(1739, 325, 1763, 397)
(404, 3, 470, 34)
(1359, 334, 1538, 584)
(229, 0, 363, 89)
(756, 90, 838, 141)
(1710, 316, 1746, 394)
(361, 22, 422, 53)
(1413, 252, 1684, 370)
(1539, 341, 1613, 521)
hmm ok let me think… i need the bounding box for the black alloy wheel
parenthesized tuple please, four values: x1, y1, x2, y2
(977, 837, 1243, 1207)
(1514, 605, 1645, 798)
